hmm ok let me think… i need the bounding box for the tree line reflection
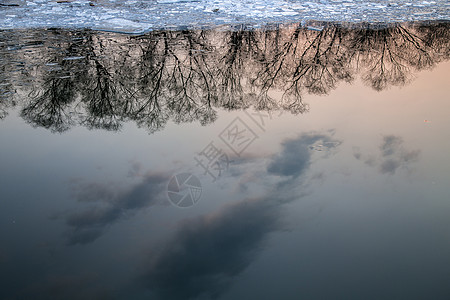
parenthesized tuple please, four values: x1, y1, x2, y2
(0, 21, 448, 132)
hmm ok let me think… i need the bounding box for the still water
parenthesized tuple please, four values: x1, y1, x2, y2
(1, 21, 450, 299)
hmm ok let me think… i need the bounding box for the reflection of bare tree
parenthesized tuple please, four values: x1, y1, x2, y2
(216, 28, 264, 110)
(351, 24, 435, 90)
(0, 32, 19, 120)
(132, 32, 171, 132)
(253, 25, 353, 113)
(79, 59, 125, 131)
(416, 21, 450, 61)
(21, 77, 76, 132)
(163, 31, 217, 125)
(291, 26, 353, 95)
(19, 30, 88, 131)
(76, 33, 139, 131)
(132, 30, 219, 132)
(1, 21, 448, 133)
(0, 73, 16, 120)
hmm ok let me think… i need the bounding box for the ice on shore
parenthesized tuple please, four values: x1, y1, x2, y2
(0, 0, 448, 33)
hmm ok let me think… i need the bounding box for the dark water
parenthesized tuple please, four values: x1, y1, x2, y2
(0, 22, 450, 299)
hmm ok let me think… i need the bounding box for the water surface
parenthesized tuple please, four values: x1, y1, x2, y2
(0, 22, 450, 299)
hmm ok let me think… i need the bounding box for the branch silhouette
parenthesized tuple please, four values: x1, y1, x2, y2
(1, 21, 448, 133)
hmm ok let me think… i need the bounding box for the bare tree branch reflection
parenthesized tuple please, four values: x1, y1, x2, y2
(21, 77, 76, 132)
(351, 24, 435, 90)
(0, 21, 448, 133)
(0, 31, 21, 120)
(0, 75, 16, 120)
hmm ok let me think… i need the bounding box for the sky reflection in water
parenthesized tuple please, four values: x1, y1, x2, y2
(0, 21, 450, 300)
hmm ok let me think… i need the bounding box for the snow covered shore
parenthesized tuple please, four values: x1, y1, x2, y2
(0, 0, 449, 33)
